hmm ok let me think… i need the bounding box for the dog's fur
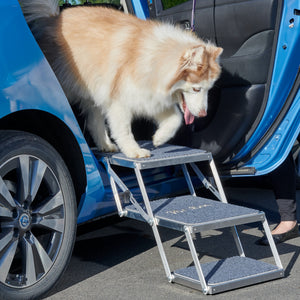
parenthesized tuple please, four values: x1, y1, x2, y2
(20, 0, 223, 158)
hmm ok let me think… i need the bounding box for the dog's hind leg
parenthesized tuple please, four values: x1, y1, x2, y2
(152, 106, 182, 147)
(106, 104, 151, 158)
(86, 106, 118, 152)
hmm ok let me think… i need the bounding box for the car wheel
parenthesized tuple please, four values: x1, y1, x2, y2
(0, 130, 77, 300)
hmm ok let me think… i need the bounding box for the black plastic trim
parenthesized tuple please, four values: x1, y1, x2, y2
(220, 167, 257, 176)
(125, 0, 135, 14)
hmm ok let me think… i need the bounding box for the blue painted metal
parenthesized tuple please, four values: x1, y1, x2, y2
(0, 0, 110, 224)
(131, 0, 150, 19)
(243, 90, 300, 175)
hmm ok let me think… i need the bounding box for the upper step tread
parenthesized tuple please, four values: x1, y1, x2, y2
(98, 141, 212, 169)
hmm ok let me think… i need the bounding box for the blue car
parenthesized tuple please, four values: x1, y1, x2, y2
(0, 0, 299, 299)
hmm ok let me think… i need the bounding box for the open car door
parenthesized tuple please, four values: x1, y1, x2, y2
(145, 0, 300, 176)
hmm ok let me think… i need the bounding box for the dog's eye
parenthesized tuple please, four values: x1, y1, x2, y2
(193, 87, 201, 92)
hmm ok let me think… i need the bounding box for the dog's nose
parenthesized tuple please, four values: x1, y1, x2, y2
(198, 109, 207, 117)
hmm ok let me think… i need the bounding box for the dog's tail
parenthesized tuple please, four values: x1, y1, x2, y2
(19, 0, 60, 23)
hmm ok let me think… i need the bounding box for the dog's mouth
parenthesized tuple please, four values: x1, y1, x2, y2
(182, 97, 195, 125)
(181, 93, 207, 125)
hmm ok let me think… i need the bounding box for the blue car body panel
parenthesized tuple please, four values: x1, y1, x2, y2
(0, 0, 112, 224)
(131, 0, 150, 19)
(0, 0, 299, 226)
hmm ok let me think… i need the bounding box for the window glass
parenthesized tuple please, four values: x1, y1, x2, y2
(161, 0, 190, 10)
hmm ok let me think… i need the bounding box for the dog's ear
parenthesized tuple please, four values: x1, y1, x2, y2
(215, 47, 223, 57)
(181, 45, 205, 70)
(212, 47, 223, 61)
(206, 45, 223, 81)
(206, 45, 223, 61)
(182, 45, 205, 69)
(183, 45, 205, 62)
(168, 45, 206, 89)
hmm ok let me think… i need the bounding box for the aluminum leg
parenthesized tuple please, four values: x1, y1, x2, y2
(134, 167, 173, 281)
(181, 164, 196, 196)
(262, 218, 283, 269)
(184, 226, 208, 294)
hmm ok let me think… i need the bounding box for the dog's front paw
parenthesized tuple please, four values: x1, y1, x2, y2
(153, 133, 167, 147)
(102, 143, 118, 153)
(125, 148, 151, 158)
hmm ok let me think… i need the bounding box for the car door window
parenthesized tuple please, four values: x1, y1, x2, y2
(162, 0, 190, 10)
(152, 0, 215, 42)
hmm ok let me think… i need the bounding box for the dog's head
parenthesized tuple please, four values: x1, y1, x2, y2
(170, 44, 223, 125)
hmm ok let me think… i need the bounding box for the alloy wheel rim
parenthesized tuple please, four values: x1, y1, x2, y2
(0, 154, 65, 288)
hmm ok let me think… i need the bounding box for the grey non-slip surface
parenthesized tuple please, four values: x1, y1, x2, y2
(102, 141, 212, 169)
(125, 196, 262, 228)
(174, 256, 281, 285)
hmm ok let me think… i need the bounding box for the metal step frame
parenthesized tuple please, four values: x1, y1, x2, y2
(101, 141, 284, 294)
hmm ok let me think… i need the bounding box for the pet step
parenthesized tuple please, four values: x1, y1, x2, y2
(102, 141, 284, 294)
(172, 256, 284, 294)
(99, 141, 212, 169)
(124, 195, 264, 232)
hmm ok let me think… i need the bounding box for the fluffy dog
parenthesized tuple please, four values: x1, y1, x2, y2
(20, 0, 222, 158)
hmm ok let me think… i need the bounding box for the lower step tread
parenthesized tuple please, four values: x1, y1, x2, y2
(173, 256, 284, 294)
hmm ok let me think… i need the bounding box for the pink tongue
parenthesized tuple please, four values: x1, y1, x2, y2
(184, 106, 195, 125)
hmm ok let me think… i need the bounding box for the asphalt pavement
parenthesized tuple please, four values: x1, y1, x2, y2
(45, 187, 300, 300)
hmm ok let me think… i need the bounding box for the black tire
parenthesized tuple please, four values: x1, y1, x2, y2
(0, 130, 77, 300)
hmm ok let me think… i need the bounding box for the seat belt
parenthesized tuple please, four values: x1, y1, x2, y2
(191, 0, 196, 32)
